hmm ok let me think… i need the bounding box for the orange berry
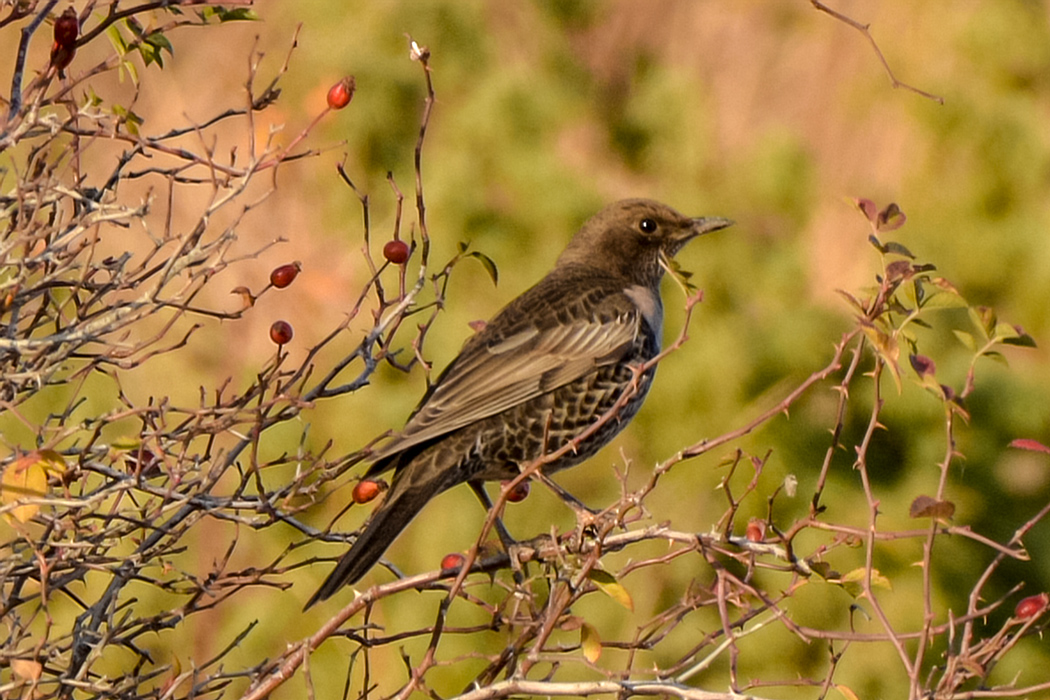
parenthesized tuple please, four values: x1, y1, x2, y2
(327, 76, 356, 110)
(352, 479, 384, 504)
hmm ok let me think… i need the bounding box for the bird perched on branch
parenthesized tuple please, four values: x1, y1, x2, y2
(306, 199, 732, 607)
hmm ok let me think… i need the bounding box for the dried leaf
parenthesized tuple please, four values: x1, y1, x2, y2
(11, 658, 42, 681)
(884, 259, 913, 281)
(230, 286, 256, 308)
(558, 615, 585, 632)
(909, 354, 936, 378)
(909, 495, 955, 520)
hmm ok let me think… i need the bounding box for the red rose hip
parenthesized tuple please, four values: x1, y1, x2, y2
(327, 77, 356, 110)
(270, 262, 301, 289)
(383, 239, 409, 265)
(1014, 592, 1049, 619)
(269, 320, 293, 345)
(502, 479, 530, 503)
(441, 552, 466, 571)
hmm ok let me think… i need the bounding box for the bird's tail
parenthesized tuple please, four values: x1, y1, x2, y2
(304, 458, 449, 609)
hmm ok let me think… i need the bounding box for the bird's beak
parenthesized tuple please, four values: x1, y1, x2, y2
(690, 216, 734, 238)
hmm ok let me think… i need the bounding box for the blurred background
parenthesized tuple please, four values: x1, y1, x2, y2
(4, 1, 1050, 697)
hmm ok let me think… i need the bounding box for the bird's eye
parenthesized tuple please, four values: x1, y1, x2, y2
(639, 218, 657, 234)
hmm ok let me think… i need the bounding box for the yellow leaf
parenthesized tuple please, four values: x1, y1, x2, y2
(2, 452, 57, 523)
(580, 622, 602, 663)
(110, 436, 143, 450)
(587, 570, 634, 611)
(836, 567, 892, 597)
(835, 684, 861, 700)
(861, 325, 902, 394)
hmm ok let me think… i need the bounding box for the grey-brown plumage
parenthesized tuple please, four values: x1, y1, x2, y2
(305, 199, 731, 607)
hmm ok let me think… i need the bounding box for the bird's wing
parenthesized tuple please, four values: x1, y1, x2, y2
(370, 308, 639, 462)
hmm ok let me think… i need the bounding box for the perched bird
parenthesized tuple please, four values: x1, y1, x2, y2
(306, 199, 731, 607)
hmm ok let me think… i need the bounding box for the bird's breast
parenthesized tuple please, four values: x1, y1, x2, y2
(623, 284, 663, 344)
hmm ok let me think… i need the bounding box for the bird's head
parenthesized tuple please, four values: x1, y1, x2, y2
(556, 199, 733, 288)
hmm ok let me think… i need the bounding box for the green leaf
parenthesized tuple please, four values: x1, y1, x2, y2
(993, 323, 1019, 342)
(147, 31, 174, 55)
(981, 350, 1008, 365)
(467, 251, 499, 286)
(836, 289, 865, 314)
(953, 330, 976, 351)
(883, 241, 914, 258)
(809, 561, 834, 579)
(993, 323, 1036, 348)
(201, 7, 260, 22)
(141, 31, 174, 68)
(836, 567, 892, 597)
(110, 436, 143, 450)
(1002, 332, 1037, 348)
(105, 24, 129, 54)
(112, 105, 144, 135)
(969, 306, 997, 339)
(920, 286, 967, 310)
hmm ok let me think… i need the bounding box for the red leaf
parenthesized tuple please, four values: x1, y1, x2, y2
(1009, 439, 1050, 455)
(854, 198, 878, 224)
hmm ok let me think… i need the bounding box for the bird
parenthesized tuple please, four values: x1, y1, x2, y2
(305, 199, 732, 607)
